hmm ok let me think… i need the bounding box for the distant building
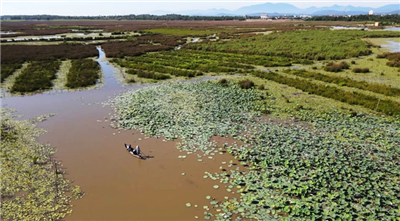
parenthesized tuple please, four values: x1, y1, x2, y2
(369, 10, 374, 15)
(299, 15, 312, 18)
(260, 14, 268, 20)
(375, 22, 381, 26)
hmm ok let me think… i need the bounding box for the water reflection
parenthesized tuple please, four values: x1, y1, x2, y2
(331, 26, 367, 30)
(381, 40, 400, 52)
(384, 27, 400, 31)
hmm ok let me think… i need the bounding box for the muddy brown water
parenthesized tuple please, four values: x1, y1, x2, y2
(1, 48, 242, 220)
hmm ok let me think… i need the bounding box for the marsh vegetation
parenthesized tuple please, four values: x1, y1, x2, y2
(11, 60, 61, 93)
(1, 44, 98, 63)
(1, 110, 83, 220)
(377, 52, 400, 69)
(252, 69, 400, 116)
(185, 30, 400, 60)
(1, 19, 400, 220)
(282, 69, 400, 97)
(110, 81, 400, 220)
(1, 63, 23, 83)
(105, 26, 400, 220)
(66, 59, 100, 88)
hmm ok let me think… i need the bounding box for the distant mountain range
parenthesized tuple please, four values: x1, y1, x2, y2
(150, 3, 400, 16)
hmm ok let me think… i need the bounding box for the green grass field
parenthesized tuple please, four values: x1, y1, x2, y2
(186, 30, 400, 60)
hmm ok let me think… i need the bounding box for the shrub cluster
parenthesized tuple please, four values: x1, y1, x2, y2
(111, 31, 125, 35)
(100, 42, 173, 58)
(136, 70, 171, 80)
(238, 79, 255, 89)
(252, 70, 400, 116)
(65, 59, 100, 88)
(377, 52, 400, 68)
(324, 61, 350, 72)
(387, 61, 400, 68)
(376, 53, 389, 59)
(285, 69, 399, 96)
(99, 34, 184, 58)
(218, 78, 228, 86)
(127, 69, 170, 80)
(136, 34, 184, 46)
(114, 60, 203, 78)
(352, 67, 370, 73)
(1, 45, 98, 63)
(11, 61, 61, 93)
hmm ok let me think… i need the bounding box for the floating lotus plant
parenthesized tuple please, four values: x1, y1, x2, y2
(205, 111, 400, 220)
(111, 81, 263, 154)
(110, 80, 399, 220)
(1, 109, 82, 220)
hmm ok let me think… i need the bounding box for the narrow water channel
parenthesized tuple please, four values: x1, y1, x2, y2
(382, 40, 400, 52)
(1, 48, 237, 220)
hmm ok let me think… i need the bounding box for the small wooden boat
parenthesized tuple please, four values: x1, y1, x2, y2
(130, 152, 144, 159)
(124, 144, 144, 159)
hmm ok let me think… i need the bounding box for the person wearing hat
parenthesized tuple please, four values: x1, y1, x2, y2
(133, 145, 141, 156)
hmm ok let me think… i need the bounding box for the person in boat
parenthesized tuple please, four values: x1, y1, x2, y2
(125, 143, 134, 153)
(128, 144, 134, 154)
(133, 145, 141, 156)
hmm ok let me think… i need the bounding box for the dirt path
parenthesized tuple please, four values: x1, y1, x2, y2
(1, 62, 29, 96)
(52, 60, 71, 91)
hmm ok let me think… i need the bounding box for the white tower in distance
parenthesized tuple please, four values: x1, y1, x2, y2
(369, 10, 374, 15)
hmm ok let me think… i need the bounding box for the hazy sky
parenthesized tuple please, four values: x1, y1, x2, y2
(2, 1, 398, 16)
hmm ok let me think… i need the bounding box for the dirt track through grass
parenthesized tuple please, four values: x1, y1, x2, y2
(1, 62, 29, 96)
(52, 60, 72, 91)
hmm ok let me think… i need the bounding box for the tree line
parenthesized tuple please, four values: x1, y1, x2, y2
(306, 14, 400, 24)
(1, 14, 247, 21)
